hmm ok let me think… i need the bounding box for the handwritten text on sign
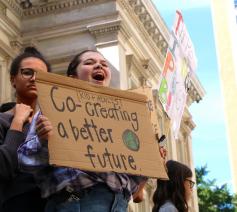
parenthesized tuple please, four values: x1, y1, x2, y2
(36, 72, 168, 178)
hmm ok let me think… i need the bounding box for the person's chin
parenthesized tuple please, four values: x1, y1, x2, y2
(26, 91, 38, 99)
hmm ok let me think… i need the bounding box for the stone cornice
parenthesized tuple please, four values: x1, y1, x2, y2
(0, 1, 6, 15)
(130, 55, 151, 80)
(0, 13, 21, 37)
(6, 0, 109, 18)
(148, 59, 162, 81)
(10, 39, 23, 51)
(87, 19, 121, 36)
(3, 0, 23, 17)
(182, 108, 196, 133)
(124, 0, 169, 57)
(20, 0, 103, 17)
(187, 72, 205, 103)
(0, 39, 18, 58)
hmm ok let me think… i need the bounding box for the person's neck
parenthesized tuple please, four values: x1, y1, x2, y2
(16, 98, 37, 114)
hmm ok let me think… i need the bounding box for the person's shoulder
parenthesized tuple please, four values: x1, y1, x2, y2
(159, 201, 178, 212)
(0, 102, 15, 123)
(0, 102, 15, 112)
(0, 112, 14, 143)
(0, 111, 13, 119)
(0, 111, 13, 126)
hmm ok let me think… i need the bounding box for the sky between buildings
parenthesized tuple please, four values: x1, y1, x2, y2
(152, 0, 232, 190)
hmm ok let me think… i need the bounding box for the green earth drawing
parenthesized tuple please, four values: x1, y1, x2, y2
(122, 129, 140, 151)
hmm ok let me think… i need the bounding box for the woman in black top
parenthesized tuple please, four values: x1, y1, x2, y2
(0, 47, 51, 212)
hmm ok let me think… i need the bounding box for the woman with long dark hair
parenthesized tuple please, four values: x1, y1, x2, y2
(152, 160, 195, 212)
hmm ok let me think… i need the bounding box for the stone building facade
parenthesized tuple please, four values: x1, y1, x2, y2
(0, 0, 205, 211)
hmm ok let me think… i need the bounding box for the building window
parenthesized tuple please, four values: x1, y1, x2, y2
(235, 0, 237, 7)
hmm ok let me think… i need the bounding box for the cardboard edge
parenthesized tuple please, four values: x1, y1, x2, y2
(36, 72, 148, 103)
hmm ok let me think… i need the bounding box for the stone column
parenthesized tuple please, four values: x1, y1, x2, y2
(88, 20, 128, 89)
(187, 132, 199, 212)
(0, 56, 13, 103)
(182, 117, 199, 212)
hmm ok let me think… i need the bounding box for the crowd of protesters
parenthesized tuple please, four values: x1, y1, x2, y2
(0, 47, 194, 212)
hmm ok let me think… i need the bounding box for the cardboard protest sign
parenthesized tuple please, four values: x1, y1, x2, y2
(36, 72, 168, 179)
(131, 87, 160, 137)
(131, 87, 171, 149)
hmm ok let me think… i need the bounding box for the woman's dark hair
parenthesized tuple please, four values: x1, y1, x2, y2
(9, 46, 51, 76)
(152, 160, 193, 212)
(67, 49, 100, 77)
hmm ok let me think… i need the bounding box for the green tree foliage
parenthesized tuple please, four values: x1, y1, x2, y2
(196, 165, 237, 212)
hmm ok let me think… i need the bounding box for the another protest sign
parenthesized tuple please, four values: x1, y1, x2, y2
(157, 10, 197, 138)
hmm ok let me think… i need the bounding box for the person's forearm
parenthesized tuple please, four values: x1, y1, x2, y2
(10, 118, 24, 131)
(0, 130, 25, 180)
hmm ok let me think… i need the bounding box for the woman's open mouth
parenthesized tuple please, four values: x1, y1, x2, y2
(92, 72, 105, 81)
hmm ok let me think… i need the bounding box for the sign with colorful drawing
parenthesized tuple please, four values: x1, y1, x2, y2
(36, 72, 168, 179)
(171, 10, 197, 72)
(158, 10, 197, 138)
